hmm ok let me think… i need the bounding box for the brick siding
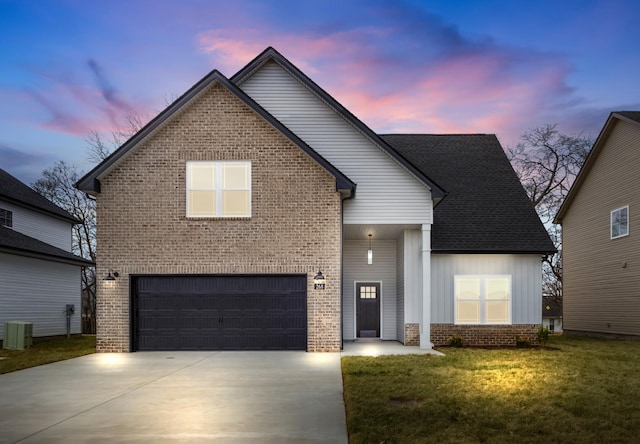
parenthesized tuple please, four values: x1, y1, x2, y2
(404, 323, 420, 346)
(431, 324, 539, 347)
(96, 83, 342, 352)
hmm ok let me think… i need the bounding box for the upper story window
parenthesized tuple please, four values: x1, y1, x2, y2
(611, 206, 629, 239)
(186, 161, 251, 218)
(0, 208, 12, 228)
(455, 275, 511, 325)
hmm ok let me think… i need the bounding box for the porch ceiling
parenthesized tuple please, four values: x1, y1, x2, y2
(342, 224, 421, 240)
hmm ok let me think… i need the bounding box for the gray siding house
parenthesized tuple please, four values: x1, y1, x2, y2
(555, 111, 640, 336)
(0, 169, 93, 340)
(77, 47, 554, 352)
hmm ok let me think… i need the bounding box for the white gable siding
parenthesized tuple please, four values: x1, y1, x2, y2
(0, 253, 81, 339)
(396, 234, 405, 343)
(239, 62, 432, 224)
(431, 254, 542, 324)
(0, 200, 73, 251)
(343, 240, 397, 340)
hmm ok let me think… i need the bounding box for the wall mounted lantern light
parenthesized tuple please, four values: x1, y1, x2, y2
(367, 234, 373, 265)
(313, 270, 326, 290)
(103, 270, 119, 281)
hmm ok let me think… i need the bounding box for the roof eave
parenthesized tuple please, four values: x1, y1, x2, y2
(0, 195, 80, 224)
(0, 247, 95, 267)
(555, 112, 640, 223)
(76, 66, 355, 198)
(432, 249, 557, 255)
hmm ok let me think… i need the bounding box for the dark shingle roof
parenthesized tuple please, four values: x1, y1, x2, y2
(0, 168, 78, 223)
(381, 134, 556, 253)
(0, 226, 93, 266)
(615, 111, 640, 123)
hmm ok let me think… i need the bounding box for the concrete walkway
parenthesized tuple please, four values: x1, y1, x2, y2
(341, 340, 445, 357)
(0, 352, 347, 444)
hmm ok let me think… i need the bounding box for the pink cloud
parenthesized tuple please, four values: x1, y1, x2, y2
(193, 9, 582, 147)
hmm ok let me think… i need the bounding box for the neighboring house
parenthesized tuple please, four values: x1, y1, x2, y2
(555, 111, 640, 337)
(77, 47, 554, 352)
(0, 168, 93, 341)
(542, 296, 563, 333)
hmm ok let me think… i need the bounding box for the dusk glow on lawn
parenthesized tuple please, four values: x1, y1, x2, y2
(1, 0, 639, 184)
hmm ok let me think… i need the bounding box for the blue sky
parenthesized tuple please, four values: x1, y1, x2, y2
(1, 0, 639, 184)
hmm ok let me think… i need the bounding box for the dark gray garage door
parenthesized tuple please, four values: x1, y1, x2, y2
(132, 275, 307, 351)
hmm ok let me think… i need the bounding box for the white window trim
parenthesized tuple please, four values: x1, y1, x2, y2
(610, 205, 629, 239)
(186, 161, 252, 218)
(454, 275, 512, 325)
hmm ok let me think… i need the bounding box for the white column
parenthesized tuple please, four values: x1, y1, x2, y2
(420, 223, 433, 349)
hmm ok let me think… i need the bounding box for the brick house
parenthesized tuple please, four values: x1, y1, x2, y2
(77, 47, 554, 352)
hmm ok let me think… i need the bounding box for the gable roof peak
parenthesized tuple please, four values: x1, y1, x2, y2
(232, 48, 446, 201)
(76, 60, 355, 196)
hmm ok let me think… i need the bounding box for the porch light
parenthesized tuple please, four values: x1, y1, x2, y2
(368, 234, 373, 265)
(314, 270, 326, 290)
(103, 270, 119, 281)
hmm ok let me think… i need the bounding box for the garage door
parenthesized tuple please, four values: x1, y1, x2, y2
(132, 275, 307, 351)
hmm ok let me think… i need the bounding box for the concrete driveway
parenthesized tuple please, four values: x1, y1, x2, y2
(0, 351, 347, 443)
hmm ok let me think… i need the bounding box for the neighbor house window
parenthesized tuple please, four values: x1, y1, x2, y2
(455, 275, 511, 324)
(611, 206, 629, 239)
(0, 208, 12, 228)
(186, 161, 251, 218)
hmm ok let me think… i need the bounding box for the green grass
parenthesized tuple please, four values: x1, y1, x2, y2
(342, 335, 640, 443)
(0, 335, 96, 374)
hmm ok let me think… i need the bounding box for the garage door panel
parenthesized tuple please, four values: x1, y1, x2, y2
(133, 275, 307, 351)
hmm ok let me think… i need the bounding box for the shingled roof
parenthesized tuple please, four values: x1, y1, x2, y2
(0, 168, 78, 223)
(381, 134, 556, 254)
(0, 226, 93, 266)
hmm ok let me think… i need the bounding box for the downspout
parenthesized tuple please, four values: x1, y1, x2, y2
(420, 223, 433, 349)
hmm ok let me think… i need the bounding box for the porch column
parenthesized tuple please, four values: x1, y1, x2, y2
(420, 223, 433, 349)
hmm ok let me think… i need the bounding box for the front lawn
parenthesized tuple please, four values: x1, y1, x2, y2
(0, 335, 96, 374)
(342, 335, 640, 443)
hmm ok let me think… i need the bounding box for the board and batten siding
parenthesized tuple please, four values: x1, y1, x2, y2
(0, 200, 73, 251)
(562, 119, 640, 335)
(431, 254, 543, 324)
(343, 240, 397, 340)
(238, 62, 433, 225)
(0, 253, 81, 340)
(396, 233, 405, 343)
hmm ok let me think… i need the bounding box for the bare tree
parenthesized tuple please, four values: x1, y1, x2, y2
(508, 124, 592, 300)
(33, 162, 97, 333)
(32, 111, 147, 333)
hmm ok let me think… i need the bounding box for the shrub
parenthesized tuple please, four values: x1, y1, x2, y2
(515, 335, 531, 348)
(448, 335, 465, 347)
(538, 325, 550, 347)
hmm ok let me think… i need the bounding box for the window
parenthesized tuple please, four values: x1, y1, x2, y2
(359, 285, 377, 299)
(611, 206, 629, 239)
(186, 161, 251, 218)
(0, 208, 12, 228)
(455, 275, 511, 324)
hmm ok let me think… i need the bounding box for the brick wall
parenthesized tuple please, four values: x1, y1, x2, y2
(404, 323, 420, 346)
(96, 82, 342, 352)
(431, 324, 539, 347)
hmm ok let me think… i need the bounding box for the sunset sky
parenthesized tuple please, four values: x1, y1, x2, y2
(1, 0, 639, 184)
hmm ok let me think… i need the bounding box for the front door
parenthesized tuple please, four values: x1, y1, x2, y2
(356, 282, 380, 338)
